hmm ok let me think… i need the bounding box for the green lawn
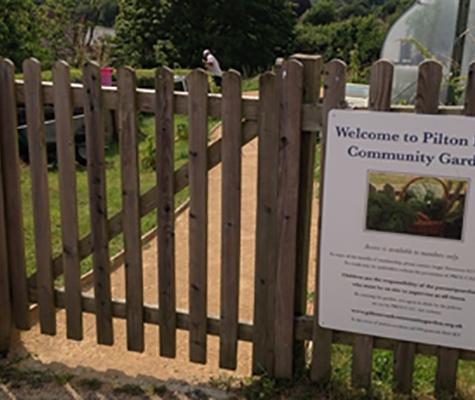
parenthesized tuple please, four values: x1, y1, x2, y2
(21, 114, 218, 277)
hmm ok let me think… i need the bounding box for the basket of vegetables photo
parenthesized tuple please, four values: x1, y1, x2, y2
(366, 173, 466, 240)
(400, 177, 449, 237)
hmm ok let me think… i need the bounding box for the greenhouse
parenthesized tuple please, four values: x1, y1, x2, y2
(381, 0, 475, 104)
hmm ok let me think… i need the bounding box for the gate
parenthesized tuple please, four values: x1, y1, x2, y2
(0, 54, 474, 397)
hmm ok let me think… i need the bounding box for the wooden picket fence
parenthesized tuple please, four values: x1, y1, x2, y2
(0, 53, 474, 397)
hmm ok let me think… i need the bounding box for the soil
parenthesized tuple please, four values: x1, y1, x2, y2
(2, 120, 319, 399)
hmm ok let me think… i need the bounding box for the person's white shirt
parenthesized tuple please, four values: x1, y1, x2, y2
(204, 52, 223, 77)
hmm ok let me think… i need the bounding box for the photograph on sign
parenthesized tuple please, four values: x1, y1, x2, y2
(365, 172, 468, 240)
(319, 110, 475, 351)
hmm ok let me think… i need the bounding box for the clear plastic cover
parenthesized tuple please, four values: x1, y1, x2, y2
(382, 0, 461, 104)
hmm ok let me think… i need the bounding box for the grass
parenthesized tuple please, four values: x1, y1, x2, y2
(210, 346, 475, 399)
(21, 114, 219, 277)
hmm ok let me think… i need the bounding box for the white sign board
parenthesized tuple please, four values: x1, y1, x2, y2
(319, 110, 475, 350)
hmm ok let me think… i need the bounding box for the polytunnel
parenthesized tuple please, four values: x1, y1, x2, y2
(381, 0, 475, 104)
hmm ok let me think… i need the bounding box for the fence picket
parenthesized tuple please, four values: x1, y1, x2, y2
(53, 61, 82, 341)
(156, 67, 177, 358)
(118, 67, 144, 352)
(252, 71, 279, 375)
(311, 59, 347, 383)
(291, 54, 322, 372)
(83, 61, 113, 346)
(0, 151, 11, 353)
(187, 69, 209, 364)
(351, 60, 393, 389)
(0, 58, 29, 330)
(394, 60, 442, 395)
(274, 59, 304, 379)
(23, 58, 56, 335)
(219, 70, 242, 370)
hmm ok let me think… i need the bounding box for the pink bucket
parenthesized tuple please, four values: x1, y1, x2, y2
(100, 67, 114, 86)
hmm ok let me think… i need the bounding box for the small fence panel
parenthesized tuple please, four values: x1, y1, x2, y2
(0, 54, 474, 398)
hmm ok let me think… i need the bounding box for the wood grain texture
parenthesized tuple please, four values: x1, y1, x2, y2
(187, 69, 209, 364)
(311, 59, 347, 383)
(118, 67, 144, 352)
(274, 59, 304, 379)
(83, 61, 113, 346)
(156, 67, 177, 358)
(252, 71, 279, 375)
(0, 58, 29, 330)
(219, 70, 242, 370)
(53, 61, 82, 341)
(23, 58, 56, 335)
(0, 149, 11, 353)
(291, 54, 322, 372)
(351, 60, 393, 390)
(394, 60, 442, 395)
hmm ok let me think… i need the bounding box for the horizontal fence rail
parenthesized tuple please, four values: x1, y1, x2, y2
(0, 55, 474, 400)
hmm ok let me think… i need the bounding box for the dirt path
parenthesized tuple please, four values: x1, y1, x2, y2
(6, 123, 319, 397)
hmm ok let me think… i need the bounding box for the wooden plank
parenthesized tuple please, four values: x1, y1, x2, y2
(252, 71, 279, 375)
(291, 54, 322, 372)
(0, 149, 11, 354)
(83, 61, 113, 346)
(0, 58, 29, 330)
(187, 69, 209, 364)
(52, 61, 82, 341)
(311, 59, 347, 383)
(394, 60, 442, 395)
(274, 59, 304, 379)
(118, 67, 144, 352)
(156, 67, 176, 358)
(351, 60, 393, 390)
(219, 70, 242, 370)
(23, 58, 56, 335)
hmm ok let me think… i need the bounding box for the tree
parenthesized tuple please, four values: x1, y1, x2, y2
(38, 0, 117, 66)
(112, 0, 296, 72)
(112, 0, 174, 67)
(303, 0, 337, 25)
(0, 0, 41, 66)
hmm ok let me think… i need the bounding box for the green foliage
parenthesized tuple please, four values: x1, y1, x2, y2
(366, 191, 417, 233)
(37, 0, 118, 67)
(0, 0, 42, 66)
(112, 0, 173, 68)
(295, 0, 414, 80)
(113, 0, 296, 73)
(302, 0, 337, 25)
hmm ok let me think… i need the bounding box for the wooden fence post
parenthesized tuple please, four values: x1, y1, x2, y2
(351, 60, 393, 390)
(118, 67, 144, 352)
(23, 58, 56, 336)
(274, 59, 304, 379)
(311, 60, 347, 383)
(187, 69, 209, 364)
(393, 60, 443, 395)
(291, 53, 323, 372)
(253, 71, 279, 375)
(156, 67, 177, 358)
(83, 61, 114, 346)
(53, 61, 83, 341)
(0, 58, 29, 331)
(0, 133, 12, 355)
(220, 70, 242, 370)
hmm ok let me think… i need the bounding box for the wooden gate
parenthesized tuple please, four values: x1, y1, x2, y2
(0, 54, 474, 397)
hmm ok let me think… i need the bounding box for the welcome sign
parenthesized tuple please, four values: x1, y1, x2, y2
(319, 110, 475, 350)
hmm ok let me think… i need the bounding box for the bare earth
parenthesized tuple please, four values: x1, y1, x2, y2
(4, 127, 319, 398)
